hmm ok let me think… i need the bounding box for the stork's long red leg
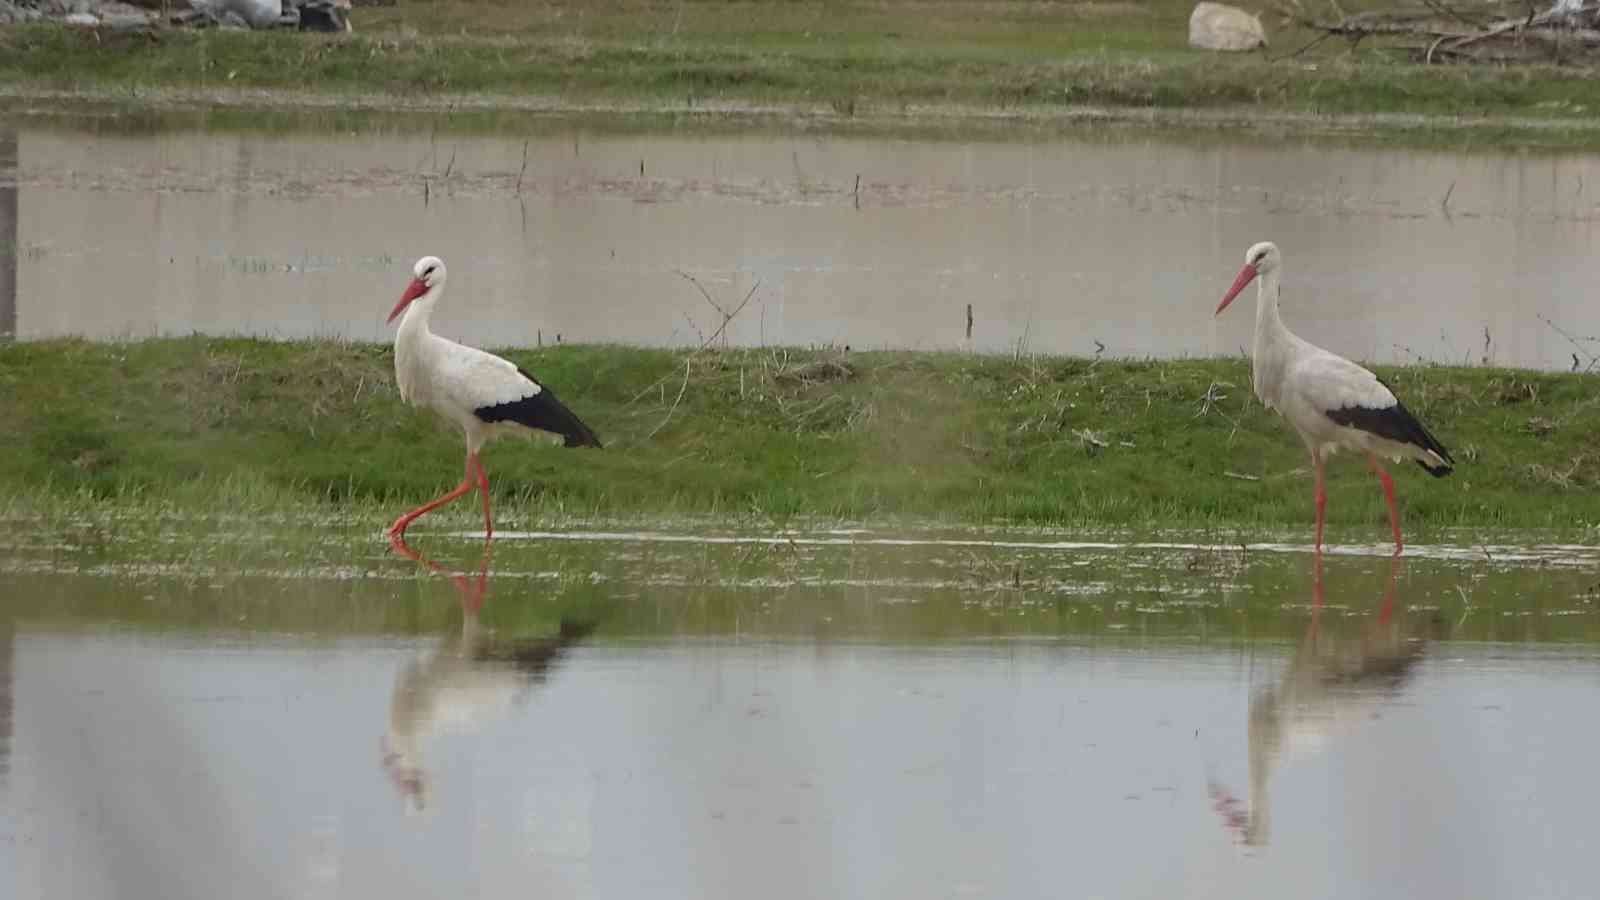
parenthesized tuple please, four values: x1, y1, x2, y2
(1312, 452, 1327, 552)
(1366, 453, 1403, 555)
(472, 454, 493, 538)
(387, 453, 481, 539)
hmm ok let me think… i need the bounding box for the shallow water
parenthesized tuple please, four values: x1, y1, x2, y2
(1, 523, 1597, 898)
(4, 119, 1600, 369)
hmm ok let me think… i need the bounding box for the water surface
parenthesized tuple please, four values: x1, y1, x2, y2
(5, 121, 1600, 369)
(1, 524, 1597, 898)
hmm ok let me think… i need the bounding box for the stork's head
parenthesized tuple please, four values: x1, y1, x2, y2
(1215, 241, 1279, 316)
(388, 256, 447, 325)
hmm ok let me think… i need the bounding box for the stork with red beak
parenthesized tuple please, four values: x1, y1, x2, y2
(385, 256, 601, 540)
(1215, 241, 1453, 554)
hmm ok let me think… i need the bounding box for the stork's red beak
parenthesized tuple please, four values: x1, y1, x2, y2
(1215, 264, 1258, 316)
(388, 278, 429, 324)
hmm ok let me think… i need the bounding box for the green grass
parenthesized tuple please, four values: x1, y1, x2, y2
(4, 1, 1600, 145)
(2, 338, 1597, 540)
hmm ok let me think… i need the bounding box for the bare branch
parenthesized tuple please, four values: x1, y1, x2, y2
(624, 278, 763, 408)
(675, 268, 729, 318)
(1538, 314, 1600, 373)
(646, 358, 692, 439)
(1289, 0, 1600, 62)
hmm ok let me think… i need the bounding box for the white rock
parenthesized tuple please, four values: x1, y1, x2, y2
(1189, 2, 1267, 52)
(63, 10, 99, 24)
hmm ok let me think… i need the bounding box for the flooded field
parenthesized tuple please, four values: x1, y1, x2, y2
(4, 119, 1600, 369)
(3, 109, 1598, 895)
(1, 521, 1597, 898)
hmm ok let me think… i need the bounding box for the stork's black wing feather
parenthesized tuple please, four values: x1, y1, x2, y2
(473, 368, 602, 448)
(1325, 398, 1453, 477)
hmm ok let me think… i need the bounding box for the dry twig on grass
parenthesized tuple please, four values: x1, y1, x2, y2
(772, 359, 857, 386)
(645, 358, 692, 439)
(1275, 0, 1600, 62)
(1073, 427, 1109, 453)
(1194, 379, 1243, 444)
(621, 300, 760, 447)
(674, 270, 760, 351)
(1537, 314, 1600, 374)
(624, 276, 761, 410)
(1527, 453, 1594, 489)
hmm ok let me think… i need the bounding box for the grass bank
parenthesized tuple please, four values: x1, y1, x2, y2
(2, 338, 1596, 539)
(4, 1, 1600, 146)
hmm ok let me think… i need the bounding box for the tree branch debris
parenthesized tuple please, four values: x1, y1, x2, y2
(1279, 0, 1600, 62)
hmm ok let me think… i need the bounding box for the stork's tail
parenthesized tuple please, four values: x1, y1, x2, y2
(545, 398, 603, 449)
(1416, 456, 1452, 478)
(1401, 402, 1454, 478)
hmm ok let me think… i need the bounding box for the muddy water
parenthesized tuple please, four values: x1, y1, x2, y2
(6, 121, 1600, 370)
(1, 525, 1597, 899)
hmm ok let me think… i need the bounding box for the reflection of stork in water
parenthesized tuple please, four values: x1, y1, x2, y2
(383, 535, 596, 812)
(1210, 556, 1445, 846)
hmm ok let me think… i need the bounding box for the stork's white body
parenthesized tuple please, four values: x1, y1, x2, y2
(394, 295, 552, 456)
(1216, 242, 1453, 553)
(1248, 278, 1435, 467)
(384, 256, 600, 540)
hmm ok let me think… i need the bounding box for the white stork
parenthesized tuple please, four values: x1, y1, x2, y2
(1215, 241, 1454, 554)
(385, 256, 601, 540)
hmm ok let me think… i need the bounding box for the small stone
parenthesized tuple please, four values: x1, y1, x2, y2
(1188, 2, 1267, 52)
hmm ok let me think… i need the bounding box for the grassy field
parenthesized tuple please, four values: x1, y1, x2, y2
(3, 0, 1600, 143)
(2, 338, 1596, 540)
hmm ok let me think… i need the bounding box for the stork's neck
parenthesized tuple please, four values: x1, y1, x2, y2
(1252, 268, 1293, 352)
(393, 289, 442, 407)
(396, 287, 441, 348)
